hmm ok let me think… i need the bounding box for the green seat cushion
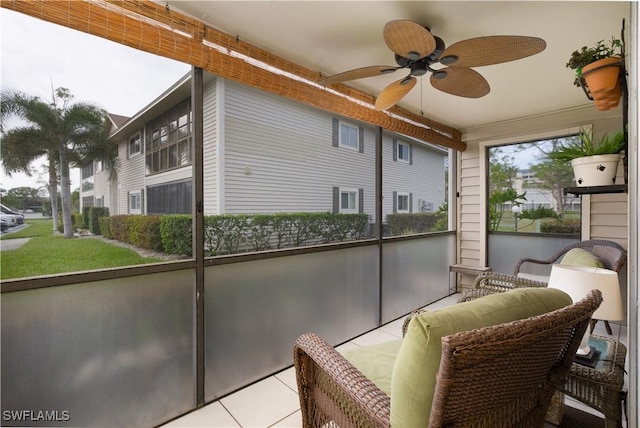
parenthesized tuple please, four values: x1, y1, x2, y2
(561, 248, 606, 268)
(390, 288, 572, 428)
(341, 339, 402, 396)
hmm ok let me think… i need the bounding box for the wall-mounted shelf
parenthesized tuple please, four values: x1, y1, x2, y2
(565, 184, 628, 195)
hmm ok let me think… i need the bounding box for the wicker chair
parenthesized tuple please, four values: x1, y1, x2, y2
(512, 239, 626, 335)
(294, 290, 602, 428)
(513, 239, 627, 277)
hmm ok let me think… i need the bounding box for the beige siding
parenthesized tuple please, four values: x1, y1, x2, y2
(116, 135, 146, 214)
(203, 78, 218, 214)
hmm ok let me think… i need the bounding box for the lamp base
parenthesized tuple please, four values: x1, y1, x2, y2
(574, 346, 601, 368)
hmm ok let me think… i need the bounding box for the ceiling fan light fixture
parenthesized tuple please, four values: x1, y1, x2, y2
(432, 70, 448, 80)
(400, 76, 414, 86)
(440, 55, 459, 65)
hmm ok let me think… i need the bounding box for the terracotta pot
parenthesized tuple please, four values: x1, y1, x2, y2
(571, 154, 621, 187)
(581, 57, 622, 95)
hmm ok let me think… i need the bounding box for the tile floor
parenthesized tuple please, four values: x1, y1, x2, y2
(162, 293, 629, 428)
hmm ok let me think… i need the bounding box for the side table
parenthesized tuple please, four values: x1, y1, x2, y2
(560, 334, 627, 428)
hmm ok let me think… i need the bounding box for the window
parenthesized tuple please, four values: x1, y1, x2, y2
(487, 135, 580, 233)
(334, 187, 361, 214)
(396, 192, 410, 213)
(332, 118, 363, 152)
(147, 180, 192, 214)
(129, 191, 141, 214)
(393, 139, 412, 163)
(340, 122, 358, 150)
(398, 142, 411, 163)
(82, 196, 94, 208)
(128, 134, 141, 157)
(145, 100, 191, 175)
(81, 162, 94, 179)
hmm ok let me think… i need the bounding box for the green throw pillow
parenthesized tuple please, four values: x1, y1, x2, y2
(390, 287, 572, 428)
(561, 248, 606, 268)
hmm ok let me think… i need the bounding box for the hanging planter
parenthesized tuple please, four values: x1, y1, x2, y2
(566, 37, 624, 111)
(548, 128, 624, 188)
(571, 154, 620, 187)
(580, 57, 623, 111)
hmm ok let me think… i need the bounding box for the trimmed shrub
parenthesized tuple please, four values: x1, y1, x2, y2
(88, 207, 109, 235)
(161, 215, 193, 256)
(99, 217, 111, 239)
(540, 218, 581, 234)
(386, 213, 445, 236)
(126, 215, 163, 251)
(82, 207, 91, 231)
(109, 215, 131, 241)
(57, 211, 83, 233)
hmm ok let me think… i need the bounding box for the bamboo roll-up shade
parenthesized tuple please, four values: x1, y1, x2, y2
(2, 0, 465, 151)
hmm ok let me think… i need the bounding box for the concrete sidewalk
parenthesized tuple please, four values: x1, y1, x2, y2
(0, 237, 31, 251)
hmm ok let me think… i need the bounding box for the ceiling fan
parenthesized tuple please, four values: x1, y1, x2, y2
(319, 20, 546, 111)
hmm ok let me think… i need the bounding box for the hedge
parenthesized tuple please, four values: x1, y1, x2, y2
(386, 212, 446, 236)
(105, 212, 370, 257)
(540, 218, 581, 234)
(88, 207, 109, 235)
(57, 211, 83, 233)
(98, 217, 111, 239)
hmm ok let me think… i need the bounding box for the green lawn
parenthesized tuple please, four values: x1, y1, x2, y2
(1, 219, 162, 279)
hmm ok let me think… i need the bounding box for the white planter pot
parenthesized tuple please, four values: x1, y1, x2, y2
(570, 154, 621, 187)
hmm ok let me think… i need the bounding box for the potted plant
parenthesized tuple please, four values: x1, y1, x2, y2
(548, 128, 624, 187)
(566, 37, 623, 111)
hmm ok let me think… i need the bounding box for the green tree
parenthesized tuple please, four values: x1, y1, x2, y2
(1, 88, 112, 238)
(2, 186, 40, 211)
(529, 158, 574, 219)
(518, 137, 577, 219)
(488, 148, 526, 230)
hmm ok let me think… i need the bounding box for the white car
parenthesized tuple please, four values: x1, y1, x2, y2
(0, 204, 24, 224)
(0, 213, 19, 227)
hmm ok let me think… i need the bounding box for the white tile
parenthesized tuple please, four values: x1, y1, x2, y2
(269, 410, 302, 428)
(350, 329, 397, 347)
(160, 401, 239, 427)
(275, 366, 298, 394)
(221, 376, 299, 428)
(377, 317, 405, 338)
(335, 341, 360, 354)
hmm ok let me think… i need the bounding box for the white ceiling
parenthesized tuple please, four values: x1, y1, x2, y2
(165, 1, 630, 131)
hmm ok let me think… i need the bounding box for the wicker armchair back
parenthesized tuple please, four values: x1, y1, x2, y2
(513, 239, 626, 276)
(294, 290, 602, 428)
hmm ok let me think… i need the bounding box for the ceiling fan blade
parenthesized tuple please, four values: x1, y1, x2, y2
(319, 65, 399, 84)
(430, 68, 490, 98)
(440, 36, 546, 68)
(383, 20, 436, 60)
(375, 77, 417, 111)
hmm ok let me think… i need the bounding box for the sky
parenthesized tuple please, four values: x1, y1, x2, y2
(0, 8, 191, 191)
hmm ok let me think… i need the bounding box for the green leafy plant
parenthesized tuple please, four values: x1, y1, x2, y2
(566, 37, 622, 87)
(547, 128, 624, 163)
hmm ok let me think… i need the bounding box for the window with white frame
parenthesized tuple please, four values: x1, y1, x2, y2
(128, 134, 141, 157)
(397, 141, 411, 163)
(129, 191, 142, 214)
(339, 122, 359, 150)
(340, 188, 358, 214)
(396, 192, 410, 213)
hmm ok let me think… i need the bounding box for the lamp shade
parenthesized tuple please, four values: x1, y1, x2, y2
(548, 265, 624, 321)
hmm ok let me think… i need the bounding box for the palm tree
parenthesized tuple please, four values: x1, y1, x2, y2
(1, 87, 112, 238)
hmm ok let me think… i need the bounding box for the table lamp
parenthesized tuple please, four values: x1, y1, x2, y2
(548, 265, 624, 363)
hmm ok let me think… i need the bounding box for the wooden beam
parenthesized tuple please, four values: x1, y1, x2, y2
(2, 0, 465, 150)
